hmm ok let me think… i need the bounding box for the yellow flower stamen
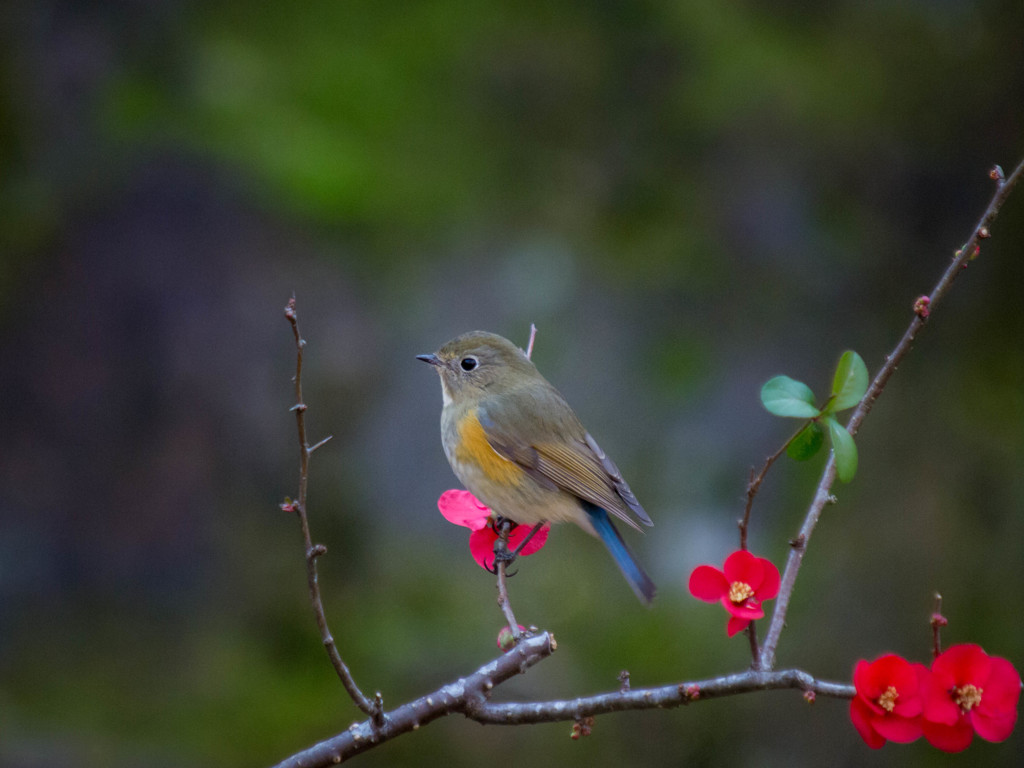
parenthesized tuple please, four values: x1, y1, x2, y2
(877, 686, 899, 713)
(954, 683, 983, 712)
(729, 581, 754, 604)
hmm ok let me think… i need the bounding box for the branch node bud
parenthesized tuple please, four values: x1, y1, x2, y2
(570, 716, 595, 740)
(618, 670, 631, 692)
(679, 683, 701, 702)
(914, 295, 931, 318)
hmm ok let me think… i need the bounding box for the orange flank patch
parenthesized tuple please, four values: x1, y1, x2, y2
(455, 410, 523, 486)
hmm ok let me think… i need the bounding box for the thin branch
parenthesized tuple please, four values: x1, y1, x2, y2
(746, 622, 761, 670)
(525, 323, 538, 359)
(930, 593, 947, 660)
(739, 425, 804, 550)
(468, 668, 853, 724)
(494, 521, 522, 638)
(759, 159, 1024, 669)
(496, 561, 521, 636)
(283, 297, 381, 724)
(511, 521, 546, 556)
(270, 629, 850, 768)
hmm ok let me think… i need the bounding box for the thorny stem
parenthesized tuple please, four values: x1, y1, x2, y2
(525, 323, 538, 359)
(931, 593, 947, 659)
(759, 159, 1024, 670)
(284, 297, 383, 726)
(739, 425, 805, 550)
(746, 622, 761, 670)
(495, 521, 522, 639)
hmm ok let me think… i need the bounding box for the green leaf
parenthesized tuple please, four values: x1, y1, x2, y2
(761, 376, 821, 418)
(787, 421, 825, 461)
(825, 416, 858, 483)
(830, 350, 869, 412)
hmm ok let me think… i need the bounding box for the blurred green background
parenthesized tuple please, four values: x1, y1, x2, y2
(2, 1, 1023, 766)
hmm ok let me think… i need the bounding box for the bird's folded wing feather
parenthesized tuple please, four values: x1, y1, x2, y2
(478, 398, 651, 531)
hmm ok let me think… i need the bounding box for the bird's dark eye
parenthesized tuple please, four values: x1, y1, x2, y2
(460, 356, 478, 372)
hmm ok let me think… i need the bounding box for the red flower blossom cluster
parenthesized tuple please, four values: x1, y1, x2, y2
(852, 645, 1020, 751)
(437, 490, 549, 569)
(688, 550, 780, 637)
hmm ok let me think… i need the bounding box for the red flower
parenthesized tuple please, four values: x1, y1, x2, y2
(850, 654, 926, 748)
(437, 490, 549, 570)
(688, 549, 780, 637)
(438, 489, 491, 530)
(921, 643, 1021, 752)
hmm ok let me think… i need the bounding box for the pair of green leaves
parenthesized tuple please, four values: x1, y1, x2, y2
(760, 351, 869, 483)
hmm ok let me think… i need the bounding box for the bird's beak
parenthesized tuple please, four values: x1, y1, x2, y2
(416, 353, 443, 367)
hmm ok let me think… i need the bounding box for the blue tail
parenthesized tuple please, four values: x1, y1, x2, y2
(582, 501, 656, 604)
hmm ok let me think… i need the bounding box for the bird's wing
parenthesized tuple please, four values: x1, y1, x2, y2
(477, 395, 651, 531)
(582, 431, 652, 527)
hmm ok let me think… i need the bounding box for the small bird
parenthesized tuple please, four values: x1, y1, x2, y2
(418, 331, 655, 603)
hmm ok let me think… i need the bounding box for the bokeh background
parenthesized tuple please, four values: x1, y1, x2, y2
(2, 1, 1023, 766)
